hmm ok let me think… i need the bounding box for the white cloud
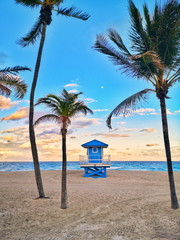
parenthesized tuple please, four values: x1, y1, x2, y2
(68, 89, 78, 93)
(166, 109, 175, 115)
(64, 83, 78, 88)
(84, 98, 98, 103)
(134, 108, 156, 115)
(117, 121, 126, 125)
(93, 109, 109, 112)
(71, 117, 101, 128)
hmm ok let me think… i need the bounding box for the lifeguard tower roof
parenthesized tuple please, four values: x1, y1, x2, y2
(82, 139, 108, 148)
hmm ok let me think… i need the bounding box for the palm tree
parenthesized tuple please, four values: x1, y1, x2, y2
(34, 89, 93, 208)
(0, 66, 30, 99)
(16, 0, 90, 198)
(94, 0, 179, 209)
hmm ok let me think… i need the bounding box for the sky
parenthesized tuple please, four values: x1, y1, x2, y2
(0, 0, 179, 162)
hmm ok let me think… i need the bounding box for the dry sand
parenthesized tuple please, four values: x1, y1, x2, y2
(0, 170, 180, 240)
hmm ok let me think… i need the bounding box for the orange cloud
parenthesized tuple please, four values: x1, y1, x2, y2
(140, 128, 157, 133)
(4, 135, 14, 142)
(91, 133, 131, 138)
(1, 107, 28, 121)
(0, 96, 16, 110)
(146, 144, 159, 147)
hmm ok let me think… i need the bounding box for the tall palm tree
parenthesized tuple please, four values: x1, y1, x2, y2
(0, 66, 29, 99)
(94, 0, 180, 209)
(16, 0, 90, 198)
(34, 89, 93, 208)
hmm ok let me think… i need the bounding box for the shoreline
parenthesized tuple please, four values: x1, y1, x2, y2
(1, 170, 180, 239)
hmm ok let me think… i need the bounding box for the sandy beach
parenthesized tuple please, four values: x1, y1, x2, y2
(0, 170, 180, 240)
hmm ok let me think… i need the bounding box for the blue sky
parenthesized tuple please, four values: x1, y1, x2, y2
(0, 0, 179, 162)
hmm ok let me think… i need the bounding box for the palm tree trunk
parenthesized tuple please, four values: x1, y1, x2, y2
(61, 128, 67, 209)
(29, 23, 47, 198)
(159, 97, 179, 209)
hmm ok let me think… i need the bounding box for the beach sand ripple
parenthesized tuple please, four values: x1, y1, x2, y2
(0, 170, 180, 240)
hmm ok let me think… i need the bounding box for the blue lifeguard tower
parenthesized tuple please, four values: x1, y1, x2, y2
(79, 139, 111, 178)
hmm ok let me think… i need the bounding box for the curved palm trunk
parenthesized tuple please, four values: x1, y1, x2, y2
(160, 97, 179, 209)
(61, 128, 67, 209)
(29, 23, 47, 198)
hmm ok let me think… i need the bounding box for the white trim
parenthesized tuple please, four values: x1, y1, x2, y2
(92, 147, 98, 153)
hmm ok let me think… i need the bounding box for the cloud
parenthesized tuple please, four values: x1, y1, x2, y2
(84, 98, 98, 103)
(64, 83, 78, 88)
(117, 122, 126, 125)
(91, 132, 131, 138)
(3, 135, 14, 142)
(0, 126, 27, 134)
(139, 128, 157, 135)
(0, 96, 17, 110)
(121, 128, 138, 132)
(19, 142, 30, 149)
(1, 107, 28, 121)
(146, 144, 159, 147)
(134, 108, 156, 115)
(140, 128, 157, 133)
(175, 110, 180, 113)
(68, 89, 78, 93)
(93, 109, 109, 112)
(71, 117, 101, 128)
(166, 109, 176, 115)
(38, 128, 59, 137)
(104, 133, 131, 138)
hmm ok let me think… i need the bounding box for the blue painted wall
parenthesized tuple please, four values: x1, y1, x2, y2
(88, 147, 102, 163)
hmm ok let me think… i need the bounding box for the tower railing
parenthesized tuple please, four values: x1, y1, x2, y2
(79, 155, 111, 166)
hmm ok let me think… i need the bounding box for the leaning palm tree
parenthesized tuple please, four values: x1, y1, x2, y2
(0, 66, 30, 99)
(34, 89, 93, 209)
(16, 0, 90, 198)
(94, 0, 179, 209)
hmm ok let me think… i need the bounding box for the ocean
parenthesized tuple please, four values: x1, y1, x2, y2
(0, 161, 180, 172)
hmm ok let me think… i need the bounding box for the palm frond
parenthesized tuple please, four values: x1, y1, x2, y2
(143, 3, 152, 35)
(35, 89, 93, 128)
(68, 101, 93, 117)
(0, 66, 31, 75)
(0, 83, 11, 96)
(167, 68, 180, 86)
(141, 51, 164, 78)
(15, 0, 42, 8)
(149, 0, 180, 67)
(128, 0, 150, 53)
(0, 74, 27, 99)
(17, 17, 43, 47)
(34, 114, 59, 126)
(57, 6, 90, 20)
(94, 34, 153, 80)
(53, 0, 64, 6)
(107, 89, 154, 128)
(108, 29, 131, 56)
(35, 96, 62, 115)
(158, 0, 180, 66)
